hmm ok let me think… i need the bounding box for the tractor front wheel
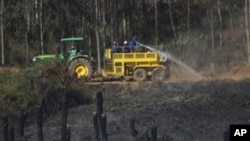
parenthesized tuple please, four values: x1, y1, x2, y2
(68, 58, 93, 79)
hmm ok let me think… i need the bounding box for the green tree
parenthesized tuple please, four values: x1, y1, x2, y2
(0, 69, 34, 115)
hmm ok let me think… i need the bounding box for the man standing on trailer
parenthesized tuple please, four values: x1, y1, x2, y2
(128, 34, 140, 52)
(111, 40, 119, 53)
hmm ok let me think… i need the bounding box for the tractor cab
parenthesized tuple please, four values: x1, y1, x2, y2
(32, 37, 90, 64)
(58, 37, 86, 61)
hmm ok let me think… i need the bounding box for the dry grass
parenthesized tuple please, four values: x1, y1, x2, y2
(220, 64, 250, 81)
(0, 66, 21, 73)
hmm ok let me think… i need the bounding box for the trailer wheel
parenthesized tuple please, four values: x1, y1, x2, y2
(68, 58, 93, 79)
(133, 68, 147, 81)
(152, 68, 166, 81)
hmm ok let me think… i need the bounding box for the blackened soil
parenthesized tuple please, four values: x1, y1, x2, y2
(24, 79, 250, 141)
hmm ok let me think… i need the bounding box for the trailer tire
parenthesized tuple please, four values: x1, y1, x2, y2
(133, 68, 147, 81)
(152, 68, 166, 81)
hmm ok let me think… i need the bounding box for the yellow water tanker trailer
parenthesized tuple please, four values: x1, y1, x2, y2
(101, 45, 170, 82)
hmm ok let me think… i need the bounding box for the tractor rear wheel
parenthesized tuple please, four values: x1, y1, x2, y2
(68, 58, 93, 79)
(133, 68, 147, 81)
(152, 68, 167, 81)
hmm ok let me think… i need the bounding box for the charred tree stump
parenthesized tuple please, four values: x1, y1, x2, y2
(129, 117, 158, 141)
(138, 127, 149, 141)
(61, 91, 68, 141)
(66, 124, 71, 141)
(35, 76, 44, 141)
(100, 114, 108, 141)
(35, 104, 43, 141)
(161, 135, 166, 141)
(224, 130, 229, 141)
(129, 117, 138, 137)
(96, 91, 103, 114)
(8, 125, 14, 141)
(150, 125, 157, 141)
(42, 99, 50, 118)
(93, 112, 100, 140)
(93, 91, 108, 141)
(1, 114, 8, 141)
(17, 109, 27, 138)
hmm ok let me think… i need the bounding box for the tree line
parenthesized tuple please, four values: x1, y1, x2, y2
(0, 0, 248, 69)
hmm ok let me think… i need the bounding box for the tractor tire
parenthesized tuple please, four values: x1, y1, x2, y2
(152, 68, 167, 82)
(133, 68, 147, 81)
(68, 58, 93, 79)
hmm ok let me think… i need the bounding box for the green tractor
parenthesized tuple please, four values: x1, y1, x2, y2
(32, 37, 94, 79)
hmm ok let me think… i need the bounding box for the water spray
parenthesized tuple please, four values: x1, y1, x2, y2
(140, 43, 205, 80)
(167, 53, 204, 80)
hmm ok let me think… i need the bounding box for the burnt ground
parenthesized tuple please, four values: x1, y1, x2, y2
(24, 65, 250, 141)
